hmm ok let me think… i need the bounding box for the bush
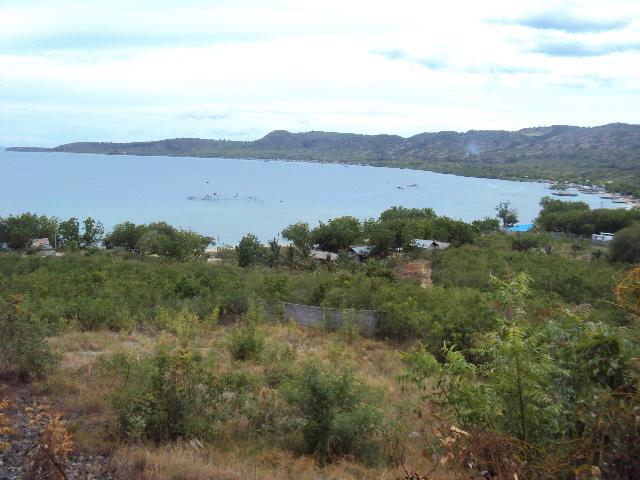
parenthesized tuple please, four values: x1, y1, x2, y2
(609, 223, 640, 263)
(236, 234, 264, 268)
(104, 340, 224, 443)
(226, 304, 266, 361)
(510, 234, 540, 252)
(281, 359, 384, 462)
(0, 296, 59, 382)
(402, 274, 640, 478)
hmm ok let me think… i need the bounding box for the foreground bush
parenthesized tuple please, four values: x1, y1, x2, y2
(104, 340, 225, 443)
(0, 296, 58, 382)
(281, 359, 385, 462)
(402, 273, 640, 478)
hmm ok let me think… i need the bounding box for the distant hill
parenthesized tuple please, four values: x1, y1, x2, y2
(8, 123, 640, 195)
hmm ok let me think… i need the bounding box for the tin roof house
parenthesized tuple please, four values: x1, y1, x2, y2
(592, 232, 614, 246)
(31, 238, 56, 256)
(348, 246, 372, 262)
(411, 239, 450, 251)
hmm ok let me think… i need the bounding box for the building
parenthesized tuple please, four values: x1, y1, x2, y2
(309, 249, 339, 262)
(411, 239, 450, 251)
(592, 232, 614, 246)
(348, 246, 372, 262)
(31, 238, 56, 256)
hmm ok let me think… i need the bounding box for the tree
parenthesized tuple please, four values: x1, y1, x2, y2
(282, 359, 383, 460)
(57, 217, 80, 250)
(378, 206, 436, 222)
(538, 196, 590, 216)
(420, 216, 478, 246)
(0, 213, 56, 250)
(472, 217, 501, 232)
(266, 238, 282, 268)
(311, 216, 361, 252)
(236, 234, 263, 268)
(496, 201, 519, 227)
(281, 222, 311, 256)
(402, 272, 639, 477)
(103, 221, 211, 259)
(608, 223, 640, 263)
(81, 217, 104, 248)
(135, 223, 212, 260)
(364, 220, 396, 256)
(161, 229, 213, 261)
(103, 222, 146, 251)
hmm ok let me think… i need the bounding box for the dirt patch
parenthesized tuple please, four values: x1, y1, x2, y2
(393, 259, 433, 288)
(416, 259, 433, 288)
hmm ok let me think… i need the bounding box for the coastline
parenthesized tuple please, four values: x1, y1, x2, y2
(6, 146, 638, 206)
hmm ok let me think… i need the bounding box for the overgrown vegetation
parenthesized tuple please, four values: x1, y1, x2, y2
(402, 272, 639, 478)
(1, 203, 639, 479)
(534, 196, 640, 236)
(0, 296, 59, 382)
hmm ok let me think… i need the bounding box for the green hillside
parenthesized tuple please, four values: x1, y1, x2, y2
(8, 123, 640, 194)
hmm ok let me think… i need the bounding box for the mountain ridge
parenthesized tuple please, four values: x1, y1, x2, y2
(8, 123, 640, 195)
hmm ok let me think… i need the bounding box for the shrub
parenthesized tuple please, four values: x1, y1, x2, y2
(510, 234, 540, 252)
(24, 404, 74, 480)
(236, 234, 264, 268)
(401, 273, 640, 478)
(104, 340, 224, 443)
(281, 359, 384, 462)
(226, 303, 266, 361)
(0, 296, 59, 382)
(609, 223, 640, 263)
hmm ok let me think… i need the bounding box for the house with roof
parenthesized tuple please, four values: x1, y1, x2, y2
(592, 232, 614, 246)
(309, 249, 339, 262)
(31, 238, 56, 256)
(411, 239, 450, 251)
(348, 246, 372, 262)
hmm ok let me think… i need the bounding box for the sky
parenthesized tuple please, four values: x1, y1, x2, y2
(1, 0, 639, 147)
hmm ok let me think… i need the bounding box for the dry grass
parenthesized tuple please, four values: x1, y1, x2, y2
(48, 330, 141, 353)
(112, 443, 431, 480)
(34, 322, 436, 480)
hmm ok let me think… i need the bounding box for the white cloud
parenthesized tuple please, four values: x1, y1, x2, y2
(1, 0, 639, 146)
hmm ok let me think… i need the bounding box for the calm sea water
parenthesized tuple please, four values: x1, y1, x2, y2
(0, 149, 621, 246)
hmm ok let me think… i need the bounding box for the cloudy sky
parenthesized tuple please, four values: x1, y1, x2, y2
(1, 0, 639, 147)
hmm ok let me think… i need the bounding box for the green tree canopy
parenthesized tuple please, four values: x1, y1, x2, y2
(57, 217, 80, 249)
(378, 205, 436, 222)
(0, 213, 57, 250)
(538, 196, 590, 216)
(608, 223, 640, 263)
(281, 221, 312, 255)
(311, 216, 362, 252)
(103, 221, 147, 251)
(496, 201, 519, 227)
(419, 216, 478, 246)
(104, 221, 212, 260)
(81, 217, 104, 248)
(236, 233, 263, 268)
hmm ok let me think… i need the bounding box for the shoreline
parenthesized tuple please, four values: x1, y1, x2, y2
(6, 146, 634, 199)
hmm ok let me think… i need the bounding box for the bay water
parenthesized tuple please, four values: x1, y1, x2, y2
(0, 149, 620, 246)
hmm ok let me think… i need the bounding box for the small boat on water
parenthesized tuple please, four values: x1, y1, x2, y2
(552, 192, 578, 196)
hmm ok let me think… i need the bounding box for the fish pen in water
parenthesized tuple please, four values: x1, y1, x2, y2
(187, 194, 264, 204)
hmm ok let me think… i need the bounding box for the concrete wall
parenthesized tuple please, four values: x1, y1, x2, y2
(281, 302, 376, 334)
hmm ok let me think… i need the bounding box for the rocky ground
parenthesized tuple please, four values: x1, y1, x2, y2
(0, 384, 115, 480)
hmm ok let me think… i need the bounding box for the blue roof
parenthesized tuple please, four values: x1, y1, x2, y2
(508, 224, 533, 232)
